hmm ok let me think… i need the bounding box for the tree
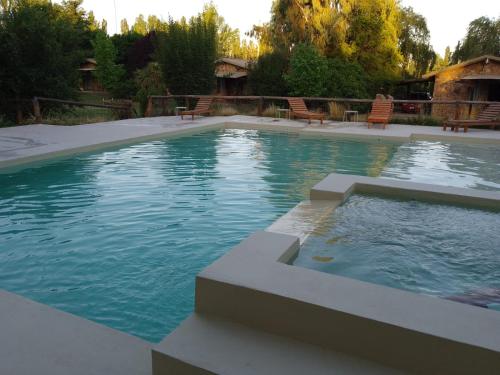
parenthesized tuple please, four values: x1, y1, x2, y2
(451, 16, 500, 63)
(156, 13, 217, 94)
(398, 6, 435, 77)
(434, 46, 451, 71)
(327, 58, 369, 98)
(135, 62, 166, 115)
(346, 0, 401, 79)
(120, 18, 129, 34)
(285, 43, 329, 97)
(132, 14, 148, 35)
(92, 32, 127, 96)
(0, 0, 91, 119)
(248, 51, 288, 95)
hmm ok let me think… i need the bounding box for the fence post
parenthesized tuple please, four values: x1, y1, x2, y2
(257, 96, 264, 116)
(33, 97, 42, 123)
(145, 97, 153, 117)
(454, 101, 460, 120)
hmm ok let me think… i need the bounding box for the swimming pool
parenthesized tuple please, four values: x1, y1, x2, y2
(382, 140, 500, 190)
(293, 194, 500, 310)
(0, 129, 499, 342)
(0, 129, 397, 342)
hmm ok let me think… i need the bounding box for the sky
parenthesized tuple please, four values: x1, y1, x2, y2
(75, 0, 499, 55)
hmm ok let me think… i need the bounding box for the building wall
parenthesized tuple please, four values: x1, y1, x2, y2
(431, 60, 500, 119)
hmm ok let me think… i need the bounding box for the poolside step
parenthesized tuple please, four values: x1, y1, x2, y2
(152, 313, 406, 375)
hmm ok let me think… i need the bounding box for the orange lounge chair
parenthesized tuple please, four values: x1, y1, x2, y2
(443, 103, 500, 133)
(288, 98, 325, 125)
(181, 97, 213, 120)
(367, 95, 393, 129)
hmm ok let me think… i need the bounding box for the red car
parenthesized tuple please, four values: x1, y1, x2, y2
(401, 92, 432, 114)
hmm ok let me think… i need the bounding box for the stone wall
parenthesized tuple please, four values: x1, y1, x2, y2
(431, 60, 500, 119)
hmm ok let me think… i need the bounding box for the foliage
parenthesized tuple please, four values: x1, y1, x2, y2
(131, 14, 167, 35)
(248, 51, 288, 96)
(285, 44, 329, 97)
(134, 62, 166, 115)
(156, 13, 217, 94)
(201, 2, 259, 60)
(111, 31, 142, 67)
(346, 0, 401, 78)
(120, 18, 129, 34)
(92, 32, 129, 97)
(0, 0, 92, 119)
(125, 32, 157, 73)
(327, 58, 369, 98)
(451, 16, 500, 63)
(434, 46, 451, 70)
(398, 6, 436, 77)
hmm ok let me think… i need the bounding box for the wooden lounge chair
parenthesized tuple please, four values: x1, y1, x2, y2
(367, 95, 393, 129)
(443, 103, 500, 133)
(288, 98, 325, 124)
(181, 97, 213, 120)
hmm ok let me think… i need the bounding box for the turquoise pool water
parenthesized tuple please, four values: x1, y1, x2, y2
(382, 141, 500, 190)
(0, 130, 397, 342)
(294, 195, 500, 310)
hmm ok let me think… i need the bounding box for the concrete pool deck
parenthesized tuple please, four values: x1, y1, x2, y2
(1, 115, 500, 171)
(1, 116, 500, 374)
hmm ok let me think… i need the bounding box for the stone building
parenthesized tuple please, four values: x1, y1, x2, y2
(423, 55, 500, 119)
(215, 58, 249, 96)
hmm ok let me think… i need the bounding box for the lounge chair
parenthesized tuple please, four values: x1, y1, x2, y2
(367, 95, 393, 129)
(443, 103, 500, 133)
(288, 98, 325, 125)
(181, 97, 213, 120)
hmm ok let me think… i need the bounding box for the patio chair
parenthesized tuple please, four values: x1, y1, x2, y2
(181, 97, 214, 120)
(367, 95, 393, 129)
(288, 98, 325, 125)
(443, 103, 500, 133)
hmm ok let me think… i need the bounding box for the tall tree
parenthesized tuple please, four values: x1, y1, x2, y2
(451, 16, 500, 63)
(120, 18, 129, 34)
(92, 32, 126, 96)
(0, 0, 91, 118)
(398, 6, 435, 77)
(157, 13, 217, 94)
(132, 14, 148, 35)
(285, 43, 329, 97)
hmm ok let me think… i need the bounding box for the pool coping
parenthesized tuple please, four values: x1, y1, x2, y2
(1, 118, 500, 373)
(170, 174, 500, 374)
(1, 115, 500, 172)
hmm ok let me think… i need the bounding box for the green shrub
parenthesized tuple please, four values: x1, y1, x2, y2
(248, 51, 288, 96)
(285, 44, 329, 97)
(135, 62, 166, 115)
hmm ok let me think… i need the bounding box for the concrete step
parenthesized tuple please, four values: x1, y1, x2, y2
(152, 313, 407, 375)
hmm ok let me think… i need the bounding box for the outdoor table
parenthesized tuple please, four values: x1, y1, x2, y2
(276, 108, 291, 120)
(343, 110, 359, 122)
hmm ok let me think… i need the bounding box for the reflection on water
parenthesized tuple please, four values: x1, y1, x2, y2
(382, 141, 500, 190)
(0, 129, 397, 342)
(295, 195, 500, 309)
(1, 131, 498, 342)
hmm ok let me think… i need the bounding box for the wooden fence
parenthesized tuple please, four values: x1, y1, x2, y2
(32, 96, 134, 123)
(146, 95, 497, 121)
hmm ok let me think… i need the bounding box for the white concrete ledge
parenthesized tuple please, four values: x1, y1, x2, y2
(153, 313, 405, 375)
(311, 173, 500, 210)
(180, 176, 500, 374)
(0, 290, 152, 375)
(191, 231, 500, 374)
